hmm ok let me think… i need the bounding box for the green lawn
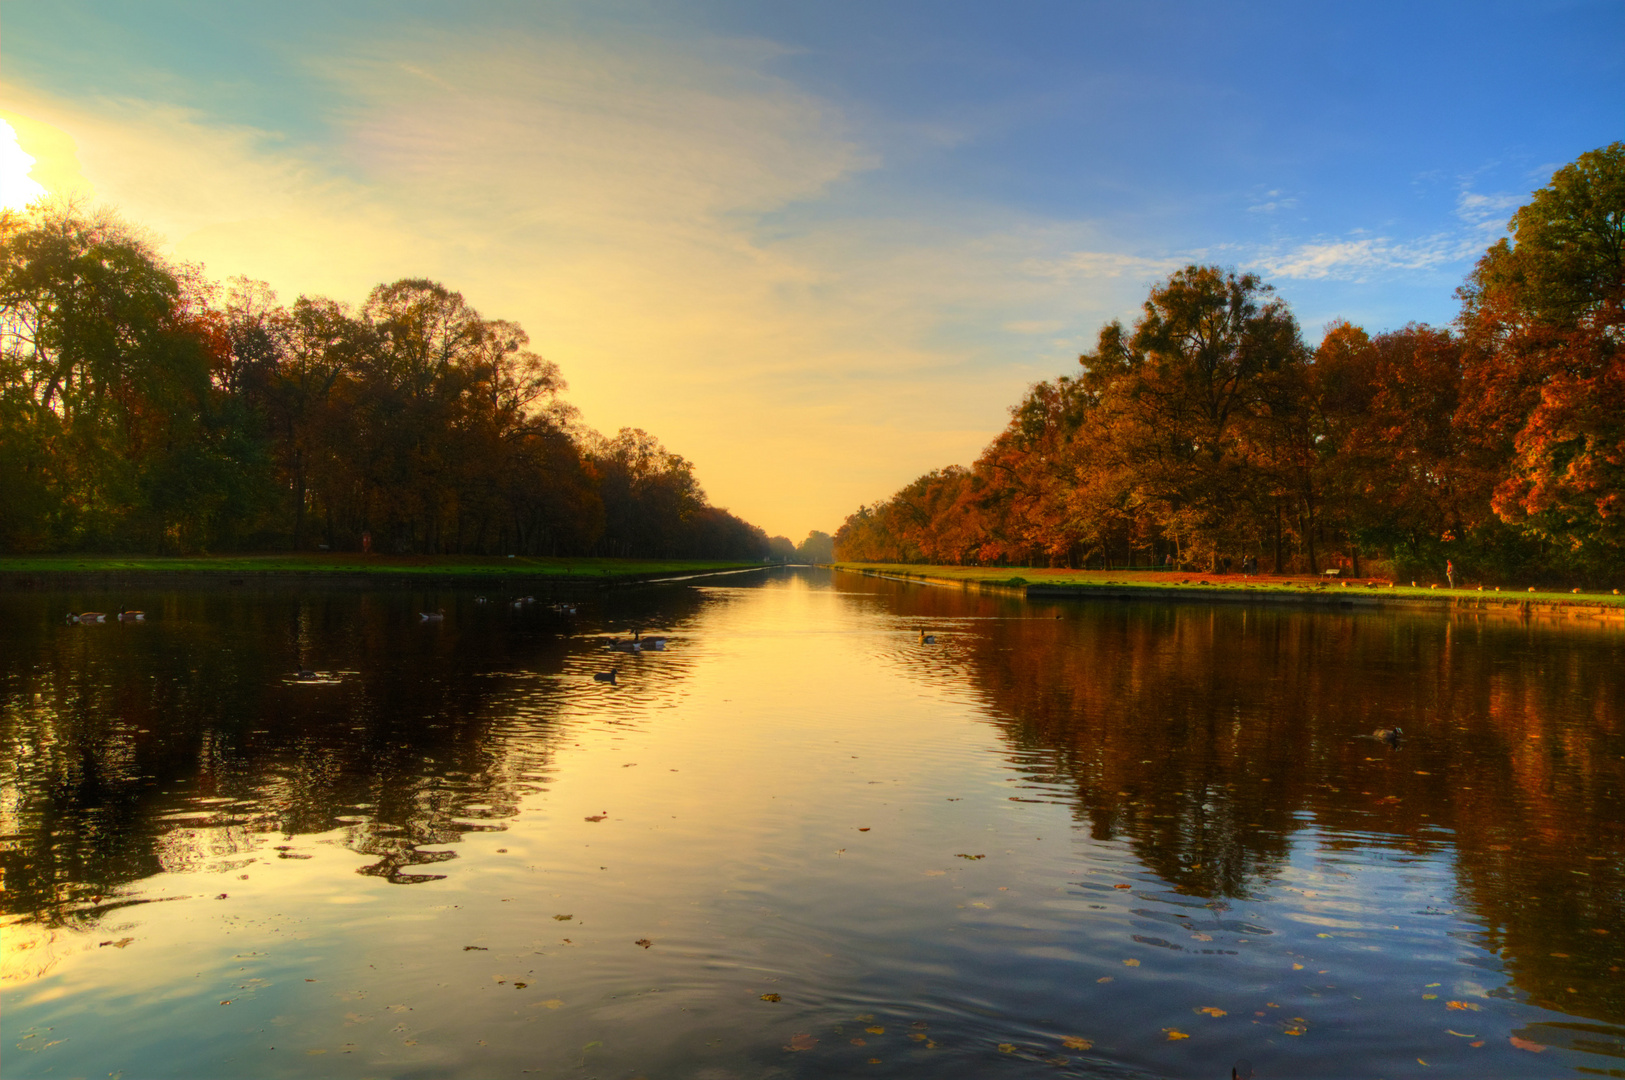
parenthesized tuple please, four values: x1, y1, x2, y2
(830, 562, 1625, 607)
(0, 554, 765, 578)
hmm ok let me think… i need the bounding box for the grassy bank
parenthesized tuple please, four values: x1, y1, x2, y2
(831, 562, 1625, 613)
(0, 553, 765, 582)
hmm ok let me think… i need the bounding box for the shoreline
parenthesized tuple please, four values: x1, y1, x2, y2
(831, 563, 1625, 624)
(0, 555, 776, 593)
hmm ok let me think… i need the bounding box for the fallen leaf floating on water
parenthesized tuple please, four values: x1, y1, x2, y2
(956, 854, 985, 860)
(850, 1038, 867, 1046)
(513, 982, 527, 990)
(1061, 1037, 1092, 1050)
(1122, 959, 1140, 967)
(1163, 1029, 1189, 1041)
(1445, 1001, 1480, 1011)
(866, 1026, 885, 1035)
(1509, 1036, 1546, 1053)
(1096, 976, 1114, 984)
(1446, 1030, 1476, 1038)
(553, 914, 573, 921)
(997, 1044, 1017, 1054)
(1196, 1007, 1227, 1017)
(760, 993, 781, 1002)
(1113, 883, 1132, 890)
(634, 939, 652, 949)
(463, 946, 488, 951)
(100, 938, 135, 949)
(858, 827, 870, 832)
(784, 1034, 817, 1052)
(584, 815, 607, 822)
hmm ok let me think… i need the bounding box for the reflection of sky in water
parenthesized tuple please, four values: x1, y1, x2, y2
(1, 570, 1621, 1077)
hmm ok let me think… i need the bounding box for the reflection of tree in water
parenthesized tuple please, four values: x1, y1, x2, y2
(870, 578, 1625, 1025)
(0, 587, 705, 921)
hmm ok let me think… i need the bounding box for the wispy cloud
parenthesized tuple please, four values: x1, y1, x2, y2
(1246, 189, 1298, 214)
(1454, 189, 1520, 228)
(1247, 230, 1488, 282)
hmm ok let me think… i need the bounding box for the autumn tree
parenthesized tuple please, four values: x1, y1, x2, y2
(1458, 142, 1625, 574)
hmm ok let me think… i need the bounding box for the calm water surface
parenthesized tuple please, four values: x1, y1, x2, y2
(2, 569, 1622, 1078)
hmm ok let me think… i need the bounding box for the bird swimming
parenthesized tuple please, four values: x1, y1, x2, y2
(419, 609, 445, 621)
(919, 630, 936, 644)
(593, 669, 618, 684)
(116, 608, 145, 621)
(1356, 726, 1403, 744)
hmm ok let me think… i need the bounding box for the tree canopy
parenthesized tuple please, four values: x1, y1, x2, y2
(0, 203, 769, 559)
(836, 144, 1625, 587)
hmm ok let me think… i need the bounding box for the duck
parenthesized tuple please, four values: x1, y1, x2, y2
(73, 611, 107, 623)
(1374, 726, 1403, 744)
(919, 630, 936, 644)
(295, 669, 319, 681)
(116, 608, 145, 621)
(593, 669, 618, 684)
(419, 609, 445, 621)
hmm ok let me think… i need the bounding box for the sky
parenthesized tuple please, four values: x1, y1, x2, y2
(2, 1, 1621, 540)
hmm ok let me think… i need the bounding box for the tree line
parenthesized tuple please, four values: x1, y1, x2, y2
(835, 144, 1625, 586)
(0, 204, 790, 559)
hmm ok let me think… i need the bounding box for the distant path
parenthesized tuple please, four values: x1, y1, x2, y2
(830, 563, 1625, 625)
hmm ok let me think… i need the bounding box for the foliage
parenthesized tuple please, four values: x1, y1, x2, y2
(0, 203, 769, 560)
(836, 145, 1625, 588)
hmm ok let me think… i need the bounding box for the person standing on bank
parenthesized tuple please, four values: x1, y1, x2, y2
(1446, 559, 1454, 588)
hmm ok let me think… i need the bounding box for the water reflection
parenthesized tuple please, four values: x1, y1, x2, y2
(871, 580, 1625, 1029)
(0, 587, 705, 924)
(2, 571, 1623, 1077)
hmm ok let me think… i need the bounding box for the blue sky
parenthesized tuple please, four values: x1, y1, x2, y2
(3, 1, 1621, 537)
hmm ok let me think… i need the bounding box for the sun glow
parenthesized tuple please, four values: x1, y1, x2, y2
(0, 119, 48, 210)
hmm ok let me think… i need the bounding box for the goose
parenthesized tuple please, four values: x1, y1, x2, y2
(419, 609, 445, 622)
(919, 630, 936, 644)
(295, 669, 319, 681)
(116, 608, 145, 621)
(608, 637, 642, 653)
(643, 635, 667, 651)
(593, 669, 618, 684)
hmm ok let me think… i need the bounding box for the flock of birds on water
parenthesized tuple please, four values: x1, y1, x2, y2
(59, 605, 1410, 746)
